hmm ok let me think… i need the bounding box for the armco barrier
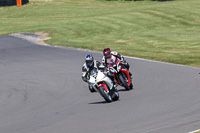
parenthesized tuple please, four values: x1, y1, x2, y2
(0, 0, 28, 6)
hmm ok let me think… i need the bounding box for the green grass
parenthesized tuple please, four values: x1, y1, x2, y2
(0, 0, 200, 67)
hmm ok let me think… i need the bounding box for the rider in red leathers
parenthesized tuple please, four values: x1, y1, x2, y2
(102, 48, 130, 71)
(102, 48, 132, 86)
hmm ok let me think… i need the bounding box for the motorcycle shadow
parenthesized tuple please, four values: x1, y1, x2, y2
(89, 100, 119, 104)
(117, 86, 134, 92)
(88, 101, 108, 104)
(117, 89, 128, 92)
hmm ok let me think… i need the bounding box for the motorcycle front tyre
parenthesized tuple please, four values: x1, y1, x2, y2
(118, 74, 131, 90)
(99, 86, 112, 103)
(112, 91, 119, 101)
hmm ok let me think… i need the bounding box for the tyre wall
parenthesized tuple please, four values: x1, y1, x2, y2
(0, 0, 28, 6)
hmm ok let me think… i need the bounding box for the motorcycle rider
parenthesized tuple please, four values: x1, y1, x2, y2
(102, 48, 132, 86)
(82, 54, 102, 93)
(102, 48, 130, 70)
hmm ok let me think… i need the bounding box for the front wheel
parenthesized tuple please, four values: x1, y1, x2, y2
(112, 91, 119, 101)
(118, 74, 131, 90)
(99, 86, 112, 102)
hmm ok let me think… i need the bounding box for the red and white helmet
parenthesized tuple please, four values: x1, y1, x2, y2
(103, 48, 111, 58)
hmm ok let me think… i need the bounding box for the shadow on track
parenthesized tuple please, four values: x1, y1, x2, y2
(118, 88, 134, 92)
(117, 89, 127, 92)
(88, 101, 108, 104)
(88, 100, 120, 104)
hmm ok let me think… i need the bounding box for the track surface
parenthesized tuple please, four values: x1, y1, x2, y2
(0, 35, 200, 133)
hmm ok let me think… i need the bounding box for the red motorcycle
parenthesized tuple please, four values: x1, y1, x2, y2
(108, 59, 133, 90)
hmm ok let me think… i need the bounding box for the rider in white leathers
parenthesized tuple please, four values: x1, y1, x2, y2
(82, 55, 103, 93)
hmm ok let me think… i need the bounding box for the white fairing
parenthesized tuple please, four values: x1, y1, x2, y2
(88, 68, 113, 93)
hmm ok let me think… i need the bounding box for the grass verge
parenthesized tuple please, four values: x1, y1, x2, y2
(0, 0, 200, 67)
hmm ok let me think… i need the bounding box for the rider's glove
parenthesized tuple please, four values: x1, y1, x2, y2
(122, 62, 130, 70)
(103, 67, 109, 74)
(121, 62, 127, 65)
(120, 57, 125, 62)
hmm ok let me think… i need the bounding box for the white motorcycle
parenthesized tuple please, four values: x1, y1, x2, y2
(88, 68, 119, 102)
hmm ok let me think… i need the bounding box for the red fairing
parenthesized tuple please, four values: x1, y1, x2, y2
(98, 84, 108, 92)
(115, 59, 131, 86)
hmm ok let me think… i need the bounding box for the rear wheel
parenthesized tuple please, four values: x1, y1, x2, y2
(118, 73, 131, 90)
(99, 86, 112, 102)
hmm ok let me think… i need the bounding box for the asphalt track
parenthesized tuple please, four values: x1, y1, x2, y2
(0, 35, 200, 133)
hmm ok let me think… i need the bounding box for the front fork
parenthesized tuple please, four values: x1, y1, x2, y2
(97, 83, 110, 97)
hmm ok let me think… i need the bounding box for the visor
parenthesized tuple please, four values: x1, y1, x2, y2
(104, 52, 110, 58)
(86, 60, 93, 67)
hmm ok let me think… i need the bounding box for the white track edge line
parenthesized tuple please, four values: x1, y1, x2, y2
(189, 129, 200, 133)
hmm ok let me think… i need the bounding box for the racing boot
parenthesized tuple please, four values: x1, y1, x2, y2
(122, 60, 130, 70)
